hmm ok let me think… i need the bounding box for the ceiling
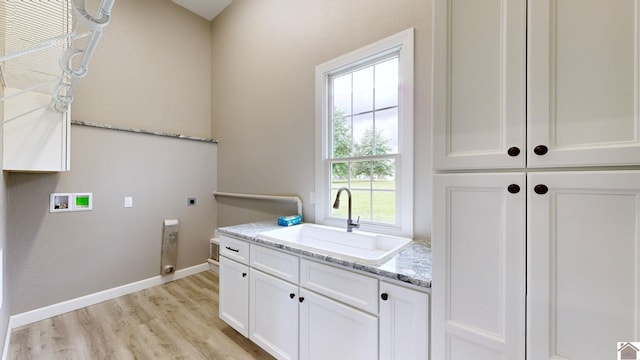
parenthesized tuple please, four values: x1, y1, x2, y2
(171, 0, 233, 21)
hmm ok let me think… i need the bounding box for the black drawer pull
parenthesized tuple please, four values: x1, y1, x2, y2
(534, 184, 549, 195)
(507, 184, 520, 194)
(225, 246, 240, 253)
(534, 145, 548, 156)
(507, 147, 520, 157)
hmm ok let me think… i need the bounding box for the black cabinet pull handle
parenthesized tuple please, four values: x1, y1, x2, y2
(533, 145, 548, 156)
(225, 246, 240, 253)
(380, 293, 389, 301)
(289, 293, 295, 299)
(507, 147, 520, 157)
(242, 272, 247, 278)
(508, 184, 520, 194)
(534, 184, 549, 195)
(299, 297, 305, 303)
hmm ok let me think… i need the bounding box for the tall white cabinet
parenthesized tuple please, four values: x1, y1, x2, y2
(432, 0, 640, 359)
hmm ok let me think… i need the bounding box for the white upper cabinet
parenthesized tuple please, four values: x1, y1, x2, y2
(528, 0, 640, 167)
(3, 90, 70, 172)
(435, 0, 640, 170)
(433, 0, 526, 170)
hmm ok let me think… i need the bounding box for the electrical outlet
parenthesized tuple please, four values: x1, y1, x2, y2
(124, 196, 133, 208)
(187, 197, 197, 206)
(310, 192, 316, 205)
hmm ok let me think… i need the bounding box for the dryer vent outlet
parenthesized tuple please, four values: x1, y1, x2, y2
(161, 219, 178, 275)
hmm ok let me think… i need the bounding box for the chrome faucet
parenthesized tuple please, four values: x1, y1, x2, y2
(333, 187, 360, 232)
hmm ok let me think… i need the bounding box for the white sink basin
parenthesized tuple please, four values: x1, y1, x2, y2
(256, 223, 412, 265)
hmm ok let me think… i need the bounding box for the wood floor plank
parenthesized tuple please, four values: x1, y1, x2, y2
(9, 271, 274, 360)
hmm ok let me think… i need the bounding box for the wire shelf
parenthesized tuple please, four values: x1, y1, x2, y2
(1, 0, 114, 118)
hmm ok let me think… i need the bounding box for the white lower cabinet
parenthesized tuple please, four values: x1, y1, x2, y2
(249, 268, 299, 360)
(379, 281, 429, 360)
(219, 238, 430, 360)
(432, 173, 526, 360)
(219, 256, 249, 337)
(433, 171, 640, 360)
(527, 171, 640, 360)
(299, 288, 378, 360)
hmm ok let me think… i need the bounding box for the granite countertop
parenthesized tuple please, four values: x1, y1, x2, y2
(217, 221, 432, 289)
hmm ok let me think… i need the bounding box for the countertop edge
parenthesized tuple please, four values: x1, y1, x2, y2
(217, 221, 432, 289)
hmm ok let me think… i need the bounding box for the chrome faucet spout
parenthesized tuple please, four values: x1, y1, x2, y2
(333, 187, 360, 232)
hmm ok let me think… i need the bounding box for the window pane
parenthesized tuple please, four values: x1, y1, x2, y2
(372, 159, 395, 223)
(350, 160, 372, 184)
(373, 158, 395, 182)
(353, 113, 373, 157)
(375, 57, 398, 109)
(331, 161, 349, 183)
(333, 74, 352, 116)
(374, 107, 398, 154)
(351, 190, 371, 222)
(352, 66, 373, 114)
(372, 189, 396, 223)
(332, 111, 352, 159)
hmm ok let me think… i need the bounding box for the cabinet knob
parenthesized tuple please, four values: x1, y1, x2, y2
(534, 184, 549, 195)
(242, 272, 247, 278)
(507, 147, 520, 157)
(380, 293, 389, 301)
(533, 145, 548, 156)
(298, 297, 305, 303)
(289, 293, 295, 299)
(507, 184, 520, 194)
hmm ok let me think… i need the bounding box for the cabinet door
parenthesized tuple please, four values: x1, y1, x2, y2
(299, 289, 377, 360)
(379, 281, 429, 360)
(528, 0, 640, 167)
(3, 88, 70, 171)
(433, 0, 526, 170)
(219, 256, 249, 337)
(432, 173, 526, 360)
(249, 268, 299, 360)
(528, 171, 640, 360)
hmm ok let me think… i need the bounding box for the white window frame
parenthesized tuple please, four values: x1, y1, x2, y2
(315, 28, 414, 237)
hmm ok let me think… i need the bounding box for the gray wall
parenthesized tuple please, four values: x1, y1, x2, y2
(73, 0, 212, 138)
(210, 0, 433, 241)
(8, 125, 217, 314)
(0, 111, 10, 355)
(6, 0, 216, 315)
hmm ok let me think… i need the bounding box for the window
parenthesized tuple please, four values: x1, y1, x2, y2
(315, 29, 414, 237)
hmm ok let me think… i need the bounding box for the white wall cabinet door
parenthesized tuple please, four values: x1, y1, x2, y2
(379, 281, 429, 360)
(528, 0, 640, 168)
(527, 171, 640, 360)
(219, 256, 249, 337)
(249, 268, 299, 360)
(433, 0, 526, 170)
(432, 173, 526, 360)
(3, 88, 70, 172)
(299, 288, 378, 360)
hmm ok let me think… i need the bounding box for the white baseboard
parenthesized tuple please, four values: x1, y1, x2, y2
(9, 262, 209, 330)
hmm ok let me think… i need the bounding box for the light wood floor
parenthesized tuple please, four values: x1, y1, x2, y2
(9, 270, 274, 360)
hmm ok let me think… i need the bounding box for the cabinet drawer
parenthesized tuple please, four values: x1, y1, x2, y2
(219, 235, 249, 265)
(250, 245, 299, 284)
(300, 259, 378, 314)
